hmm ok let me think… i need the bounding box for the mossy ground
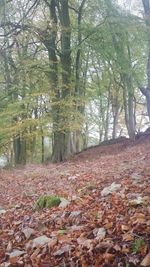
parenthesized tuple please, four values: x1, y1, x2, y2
(35, 195, 61, 209)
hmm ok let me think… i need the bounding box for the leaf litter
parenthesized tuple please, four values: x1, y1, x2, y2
(0, 138, 150, 266)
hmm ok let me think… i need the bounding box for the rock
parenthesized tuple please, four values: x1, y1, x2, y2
(22, 227, 35, 239)
(131, 173, 142, 181)
(0, 262, 11, 267)
(93, 227, 106, 240)
(69, 225, 84, 232)
(0, 206, 6, 215)
(9, 250, 25, 264)
(59, 198, 70, 208)
(54, 245, 71, 256)
(69, 210, 82, 218)
(129, 196, 146, 206)
(0, 209, 6, 215)
(101, 182, 121, 197)
(27, 235, 51, 249)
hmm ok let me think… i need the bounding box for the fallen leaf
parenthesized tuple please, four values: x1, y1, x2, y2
(77, 237, 93, 250)
(141, 252, 150, 266)
(122, 232, 134, 241)
(121, 224, 129, 232)
(48, 238, 57, 250)
(9, 250, 25, 264)
(103, 252, 114, 262)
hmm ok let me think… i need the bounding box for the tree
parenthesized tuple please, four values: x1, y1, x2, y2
(140, 0, 150, 120)
(0, 0, 148, 164)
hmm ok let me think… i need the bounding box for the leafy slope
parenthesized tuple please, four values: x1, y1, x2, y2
(0, 138, 150, 266)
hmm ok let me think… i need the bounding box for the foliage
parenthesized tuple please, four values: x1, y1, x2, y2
(0, 0, 149, 163)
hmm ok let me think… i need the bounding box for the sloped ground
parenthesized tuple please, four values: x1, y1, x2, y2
(0, 137, 150, 266)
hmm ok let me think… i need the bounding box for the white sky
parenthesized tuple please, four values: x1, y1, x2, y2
(117, 0, 143, 15)
(117, 0, 133, 9)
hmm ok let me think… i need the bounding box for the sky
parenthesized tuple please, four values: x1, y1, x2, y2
(118, 0, 133, 9)
(117, 0, 143, 15)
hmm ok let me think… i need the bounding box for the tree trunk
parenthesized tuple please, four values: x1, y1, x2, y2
(45, 0, 73, 162)
(128, 91, 136, 139)
(74, 0, 86, 152)
(140, 87, 150, 118)
(140, 0, 150, 120)
(122, 82, 135, 139)
(112, 113, 118, 139)
(104, 89, 110, 141)
(52, 131, 71, 162)
(13, 135, 26, 165)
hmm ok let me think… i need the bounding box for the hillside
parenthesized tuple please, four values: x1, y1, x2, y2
(0, 137, 150, 266)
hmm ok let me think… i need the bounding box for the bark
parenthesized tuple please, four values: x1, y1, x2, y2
(75, 0, 86, 97)
(109, 16, 136, 138)
(112, 113, 119, 139)
(13, 135, 26, 165)
(121, 37, 136, 139)
(52, 131, 72, 162)
(111, 89, 120, 139)
(104, 88, 111, 141)
(140, 87, 150, 118)
(122, 76, 136, 139)
(45, 0, 73, 162)
(83, 123, 88, 148)
(74, 0, 86, 152)
(42, 135, 44, 163)
(140, 0, 150, 120)
(128, 91, 136, 139)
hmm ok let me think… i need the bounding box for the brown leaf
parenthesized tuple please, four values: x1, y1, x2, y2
(141, 252, 150, 266)
(121, 224, 129, 232)
(13, 220, 22, 226)
(103, 252, 115, 262)
(77, 237, 94, 250)
(114, 244, 121, 251)
(122, 244, 130, 253)
(122, 233, 134, 242)
(9, 250, 25, 264)
(104, 222, 113, 229)
(48, 238, 57, 251)
(31, 248, 41, 267)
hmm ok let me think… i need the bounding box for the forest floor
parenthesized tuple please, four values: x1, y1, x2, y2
(0, 136, 150, 267)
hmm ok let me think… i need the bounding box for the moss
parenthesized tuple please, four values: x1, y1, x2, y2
(35, 195, 61, 209)
(132, 238, 145, 253)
